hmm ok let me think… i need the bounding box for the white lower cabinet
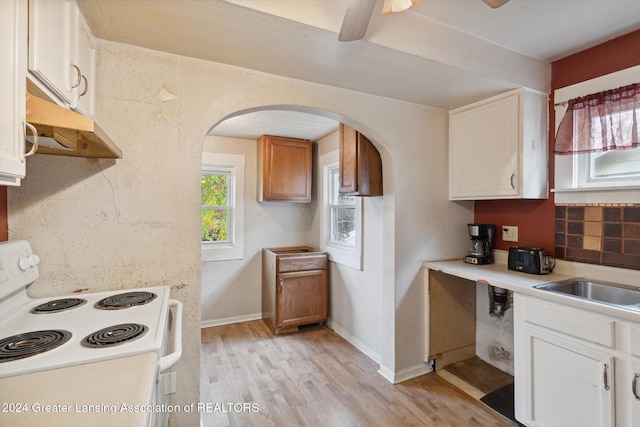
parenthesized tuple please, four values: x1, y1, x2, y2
(628, 326, 640, 426)
(514, 294, 640, 427)
(523, 325, 614, 427)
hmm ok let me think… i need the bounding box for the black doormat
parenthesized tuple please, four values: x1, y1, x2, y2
(480, 383, 525, 426)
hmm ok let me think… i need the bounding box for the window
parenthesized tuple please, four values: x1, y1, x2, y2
(553, 66, 640, 204)
(590, 147, 640, 182)
(323, 162, 362, 270)
(201, 170, 231, 243)
(329, 167, 357, 247)
(201, 153, 244, 261)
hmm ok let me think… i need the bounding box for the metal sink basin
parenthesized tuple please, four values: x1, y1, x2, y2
(534, 278, 640, 311)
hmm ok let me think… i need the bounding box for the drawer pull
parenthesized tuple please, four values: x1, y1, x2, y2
(603, 364, 610, 391)
(633, 373, 640, 400)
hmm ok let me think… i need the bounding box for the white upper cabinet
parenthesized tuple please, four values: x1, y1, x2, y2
(449, 88, 548, 200)
(28, 0, 96, 116)
(71, 4, 96, 117)
(0, 0, 29, 186)
(28, 0, 74, 104)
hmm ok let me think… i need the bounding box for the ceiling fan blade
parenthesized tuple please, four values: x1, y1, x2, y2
(339, 0, 377, 42)
(482, 0, 509, 8)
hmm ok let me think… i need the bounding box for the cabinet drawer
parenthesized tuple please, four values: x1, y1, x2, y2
(523, 297, 615, 348)
(278, 254, 326, 272)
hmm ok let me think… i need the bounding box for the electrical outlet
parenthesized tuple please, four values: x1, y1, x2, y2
(502, 226, 518, 242)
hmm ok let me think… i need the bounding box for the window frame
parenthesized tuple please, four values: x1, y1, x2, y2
(201, 153, 245, 262)
(322, 160, 363, 270)
(552, 65, 640, 204)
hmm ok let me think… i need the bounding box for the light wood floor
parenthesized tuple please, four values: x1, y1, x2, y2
(200, 321, 516, 427)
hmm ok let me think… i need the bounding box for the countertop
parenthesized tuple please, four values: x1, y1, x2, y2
(423, 251, 640, 323)
(0, 352, 158, 427)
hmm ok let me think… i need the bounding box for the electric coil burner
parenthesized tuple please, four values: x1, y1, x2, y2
(30, 298, 87, 314)
(95, 291, 157, 310)
(83, 323, 149, 348)
(0, 330, 72, 363)
(0, 240, 183, 381)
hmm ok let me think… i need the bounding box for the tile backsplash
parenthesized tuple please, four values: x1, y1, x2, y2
(555, 205, 640, 270)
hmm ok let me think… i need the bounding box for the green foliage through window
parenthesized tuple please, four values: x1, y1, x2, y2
(201, 172, 230, 242)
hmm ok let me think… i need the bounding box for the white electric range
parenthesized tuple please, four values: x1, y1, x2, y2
(0, 240, 182, 426)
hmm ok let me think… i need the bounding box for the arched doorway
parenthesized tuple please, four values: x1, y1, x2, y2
(200, 105, 391, 373)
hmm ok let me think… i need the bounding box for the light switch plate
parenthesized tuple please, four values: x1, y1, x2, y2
(502, 226, 518, 242)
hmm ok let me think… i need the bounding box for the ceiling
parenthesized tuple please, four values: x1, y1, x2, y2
(76, 0, 640, 140)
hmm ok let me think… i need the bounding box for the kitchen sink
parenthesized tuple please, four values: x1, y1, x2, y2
(534, 278, 640, 311)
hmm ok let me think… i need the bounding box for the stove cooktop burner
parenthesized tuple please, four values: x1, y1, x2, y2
(0, 330, 72, 363)
(94, 291, 157, 310)
(30, 298, 87, 314)
(82, 323, 149, 348)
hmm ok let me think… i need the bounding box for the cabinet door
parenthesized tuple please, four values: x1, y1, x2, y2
(631, 359, 640, 427)
(276, 270, 327, 329)
(339, 123, 358, 193)
(523, 325, 615, 427)
(259, 136, 312, 202)
(0, 0, 28, 186)
(339, 123, 383, 196)
(28, 0, 74, 104)
(450, 92, 519, 199)
(71, 5, 96, 117)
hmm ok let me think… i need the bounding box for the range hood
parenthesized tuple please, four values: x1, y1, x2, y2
(25, 91, 122, 159)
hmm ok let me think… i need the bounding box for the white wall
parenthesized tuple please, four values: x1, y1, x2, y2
(311, 131, 387, 362)
(200, 135, 312, 325)
(8, 39, 473, 424)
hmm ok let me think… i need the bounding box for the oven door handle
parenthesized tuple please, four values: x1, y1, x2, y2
(158, 298, 183, 372)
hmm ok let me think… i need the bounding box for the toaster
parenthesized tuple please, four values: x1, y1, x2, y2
(508, 246, 555, 275)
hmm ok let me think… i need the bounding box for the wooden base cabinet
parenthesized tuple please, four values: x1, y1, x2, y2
(262, 247, 327, 334)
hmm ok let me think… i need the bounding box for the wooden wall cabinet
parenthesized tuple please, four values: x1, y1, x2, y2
(339, 123, 383, 196)
(262, 247, 328, 335)
(449, 88, 548, 200)
(257, 135, 312, 203)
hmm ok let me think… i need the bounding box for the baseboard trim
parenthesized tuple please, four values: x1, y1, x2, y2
(390, 362, 433, 384)
(201, 313, 262, 329)
(325, 320, 382, 365)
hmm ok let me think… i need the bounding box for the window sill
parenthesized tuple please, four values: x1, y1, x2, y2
(201, 244, 244, 262)
(552, 186, 640, 204)
(323, 244, 362, 271)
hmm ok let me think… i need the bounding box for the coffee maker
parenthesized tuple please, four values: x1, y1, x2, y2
(464, 224, 495, 265)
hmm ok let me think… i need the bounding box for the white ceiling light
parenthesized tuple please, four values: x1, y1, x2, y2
(381, 0, 420, 15)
